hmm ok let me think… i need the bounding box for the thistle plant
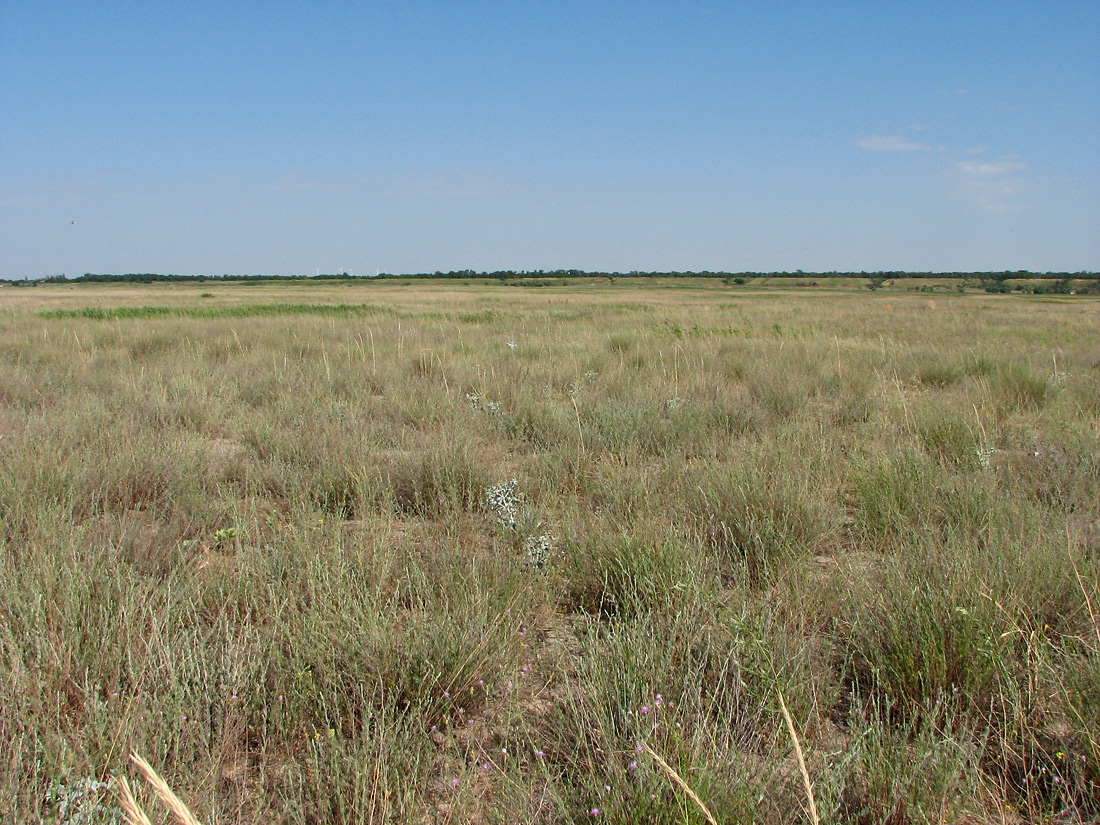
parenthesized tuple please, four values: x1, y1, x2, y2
(485, 479, 554, 568)
(485, 478, 522, 529)
(45, 775, 119, 824)
(467, 392, 502, 414)
(522, 533, 553, 569)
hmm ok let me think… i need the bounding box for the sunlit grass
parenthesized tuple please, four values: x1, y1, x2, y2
(36, 302, 403, 321)
(2, 281, 1098, 822)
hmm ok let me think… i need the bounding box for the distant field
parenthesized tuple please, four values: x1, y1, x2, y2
(2, 282, 1098, 823)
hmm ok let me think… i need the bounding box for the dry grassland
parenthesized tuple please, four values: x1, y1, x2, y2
(2, 280, 1098, 823)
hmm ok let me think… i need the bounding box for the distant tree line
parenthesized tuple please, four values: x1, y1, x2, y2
(3, 269, 1096, 286)
(32, 272, 360, 284)
(977, 273, 1094, 294)
(380, 269, 1099, 282)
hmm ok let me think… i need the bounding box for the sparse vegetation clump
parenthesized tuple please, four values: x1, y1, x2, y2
(2, 280, 1097, 823)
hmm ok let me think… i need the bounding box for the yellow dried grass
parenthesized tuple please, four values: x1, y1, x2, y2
(642, 743, 718, 825)
(115, 751, 204, 825)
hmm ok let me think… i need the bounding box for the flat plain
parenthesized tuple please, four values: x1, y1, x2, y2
(2, 279, 1098, 823)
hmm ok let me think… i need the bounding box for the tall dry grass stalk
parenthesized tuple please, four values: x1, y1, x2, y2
(116, 774, 154, 825)
(778, 690, 820, 825)
(1069, 542, 1100, 651)
(117, 751, 204, 825)
(642, 743, 718, 825)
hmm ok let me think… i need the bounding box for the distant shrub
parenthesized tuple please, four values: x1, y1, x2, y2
(916, 361, 962, 388)
(993, 363, 1050, 411)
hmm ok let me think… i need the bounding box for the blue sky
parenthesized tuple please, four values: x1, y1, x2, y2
(2, 1, 1097, 277)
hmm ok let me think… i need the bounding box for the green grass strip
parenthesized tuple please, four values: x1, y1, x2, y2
(37, 303, 400, 321)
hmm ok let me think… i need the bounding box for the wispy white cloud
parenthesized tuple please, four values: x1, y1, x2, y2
(855, 126, 1032, 214)
(956, 159, 1026, 177)
(953, 157, 1028, 212)
(856, 135, 932, 152)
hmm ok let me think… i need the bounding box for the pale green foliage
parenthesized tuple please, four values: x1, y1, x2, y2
(43, 776, 119, 824)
